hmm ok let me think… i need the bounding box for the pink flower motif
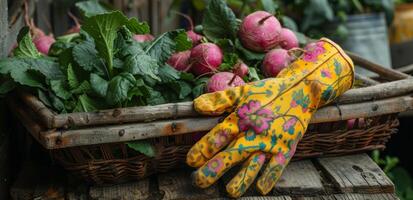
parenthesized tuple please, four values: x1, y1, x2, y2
(238, 100, 274, 134)
(302, 41, 326, 62)
(283, 118, 297, 132)
(290, 100, 298, 108)
(207, 158, 224, 173)
(275, 152, 286, 165)
(214, 129, 230, 148)
(321, 69, 332, 78)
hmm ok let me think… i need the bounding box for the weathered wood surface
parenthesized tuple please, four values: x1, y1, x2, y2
(347, 51, 411, 80)
(316, 154, 394, 194)
(89, 179, 151, 200)
(10, 154, 397, 199)
(19, 95, 408, 149)
(337, 79, 413, 103)
(158, 170, 220, 200)
(212, 197, 293, 200)
(301, 193, 399, 200)
(273, 160, 325, 195)
(354, 74, 380, 85)
(19, 77, 413, 130)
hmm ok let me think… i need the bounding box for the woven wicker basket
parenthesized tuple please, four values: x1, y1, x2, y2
(7, 53, 413, 185)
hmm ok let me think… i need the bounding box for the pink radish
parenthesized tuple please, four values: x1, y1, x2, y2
(190, 43, 223, 76)
(279, 28, 299, 50)
(262, 49, 292, 77)
(206, 72, 245, 93)
(23, 2, 55, 55)
(187, 30, 203, 45)
(239, 11, 282, 52)
(167, 50, 191, 71)
(133, 34, 155, 42)
(174, 12, 203, 45)
(33, 36, 55, 55)
(233, 60, 249, 77)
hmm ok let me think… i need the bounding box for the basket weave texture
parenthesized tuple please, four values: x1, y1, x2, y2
(51, 114, 399, 184)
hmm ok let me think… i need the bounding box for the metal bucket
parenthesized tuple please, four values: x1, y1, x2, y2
(336, 13, 392, 77)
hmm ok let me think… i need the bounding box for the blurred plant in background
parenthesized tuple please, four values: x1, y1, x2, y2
(372, 150, 413, 200)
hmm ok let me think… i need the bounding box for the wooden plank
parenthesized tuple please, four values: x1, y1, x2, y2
(24, 77, 413, 129)
(212, 197, 292, 200)
(273, 160, 324, 195)
(39, 96, 412, 149)
(158, 170, 220, 200)
(337, 79, 413, 104)
(89, 179, 151, 200)
(316, 154, 394, 194)
(302, 193, 399, 200)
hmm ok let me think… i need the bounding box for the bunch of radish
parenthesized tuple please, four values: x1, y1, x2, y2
(239, 11, 299, 77)
(167, 11, 300, 93)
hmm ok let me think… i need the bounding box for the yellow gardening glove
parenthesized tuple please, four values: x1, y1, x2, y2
(186, 38, 355, 198)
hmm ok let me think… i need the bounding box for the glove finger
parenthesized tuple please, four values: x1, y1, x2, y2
(187, 112, 240, 168)
(226, 151, 266, 198)
(193, 85, 247, 116)
(192, 146, 250, 188)
(256, 152, 292, 195)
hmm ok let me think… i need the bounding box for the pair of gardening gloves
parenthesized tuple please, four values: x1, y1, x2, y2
(186, 38, 355, 198)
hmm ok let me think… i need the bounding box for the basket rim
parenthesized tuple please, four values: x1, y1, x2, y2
(17, 77, 413, 130)
(7, 94, 412, 150)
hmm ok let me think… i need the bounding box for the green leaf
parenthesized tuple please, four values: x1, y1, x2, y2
(37, 89, 52, 107)
(202, 0, 238, 42)
(106, 73, 136, 105)
(145, 30, 185, 64)
(90, 73, 108, 97)
(281, 16, 298, 32)
(0, 80, 16, 95)
(126, 18, 150, 34)
(73, 94, 100, 112)
(72, 39, 106, 76)
(120, 42, 160, 81)
(301, 0, 334, 32)
(175, 31, 192, 52)
(56, 33, 80, 43)
(158, 64, 180, 83)
(71, 81, 92, 95)
(49, 92, 67, 113)
(219, 53, 239, 71)
(76, 0, 110, 17)
(180, 72, 195, 81)
(235, 39, 265, 61)
(145, 86, 167, 105)
(170, 80, 192, 99)
(260, 0, 278, 13)
(0, 58, 63, 88)
(82, 11, 129, 77)
(50, 80, 72, 100)
(248, 67, 261, 82)
(192, 77, 209, 98)
(67, 64, 80, 89)
(126, 141, 155, 157)
(13, 27, 41, 58)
